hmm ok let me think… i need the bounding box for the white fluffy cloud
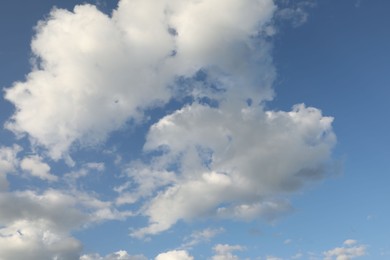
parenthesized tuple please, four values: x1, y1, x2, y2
(0, 219, 82, 260)
(5, 4, 171, 160)
(5, 0, 276, 161)
(323, 240, 367, 260)
(132, 103, 335, 237)
(155, 250, 194, 260)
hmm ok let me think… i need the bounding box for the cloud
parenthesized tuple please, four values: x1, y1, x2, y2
(291, 252, 303, 259)
(64, 161, 106, 185)
(0, 190, 84, 230)
(276, 7, 308, 27)
(355, 0, 362, 8)
(5, 3, 171, 160)
(216, 199, 293, 222)
(343, 240, 358, 247)
(20, 155, 58, 182)
(81, 250, 147, 260)
(4, 0, 337, 255)
(0, 188, 132, 260)
(212, 244, 244, 260)
(115, 162, 177, 206)
(0, 145, 21, 191)
(181, 227, 225, 249)
(0, 219, 82, 260)
(266, 256, 283, 260)
(85, 162, 105, 171)
(275, 0, 316, 27)
(323, 240, 367, 260)
(5, 0, 276, 161)
(132, 103, 335, 237)
(0, 190, 84, 260)
(155, 250, 194, 260)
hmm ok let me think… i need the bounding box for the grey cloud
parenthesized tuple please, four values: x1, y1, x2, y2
(0, 188, 132, 260)
(132, 103, 335, 237)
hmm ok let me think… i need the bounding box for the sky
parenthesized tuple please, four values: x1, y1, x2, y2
(0, 0, 389, 259)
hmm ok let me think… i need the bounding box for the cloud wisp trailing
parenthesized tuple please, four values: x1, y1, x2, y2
(181, 227, 225, 249)
(2, 0, 338, 258)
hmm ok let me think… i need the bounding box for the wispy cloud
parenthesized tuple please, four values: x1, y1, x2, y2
(81, 250, 147, 260)
(0, 145, 21, 191)
(181, 227, 225, 249)
(275, 0, 316, 27)
(20, 155, 58, 182)
(212, 244, 245, 260)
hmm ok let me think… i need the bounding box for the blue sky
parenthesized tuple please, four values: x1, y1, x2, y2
(0, 0, 389, 259)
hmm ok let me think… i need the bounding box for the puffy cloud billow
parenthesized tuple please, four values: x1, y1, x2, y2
(5, 0, 276, 161)
(323, 240, 367, 260)
(0, 188, 133, 260)
(155, 250, 194, 260)
(131, 103, 335, 237)
(3, 0, 337, 257)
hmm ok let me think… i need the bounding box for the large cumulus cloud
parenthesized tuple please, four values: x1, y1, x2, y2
(5, 0, 276, 161)
(130, 103, 335, 237)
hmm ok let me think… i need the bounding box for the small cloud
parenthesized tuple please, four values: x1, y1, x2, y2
(355, 0, 362, 8)
(155, 250, 194, 260)
(212, 244, 245, 260)
(0, 145, 22, 191)
(20, 155, 58, 182)
(181, 227, 225, 249)
(291, 252, 303, 259)
(85, 162, 105, 171)
(275, 0, 317, 27)
(284, 239, 292, 245)
(277, 7, 308, 27)
(344, 239, 358, 246)
(323, 239, 366, 260)
(64, 169, 89, 184)
(266, 256, 283, 260)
